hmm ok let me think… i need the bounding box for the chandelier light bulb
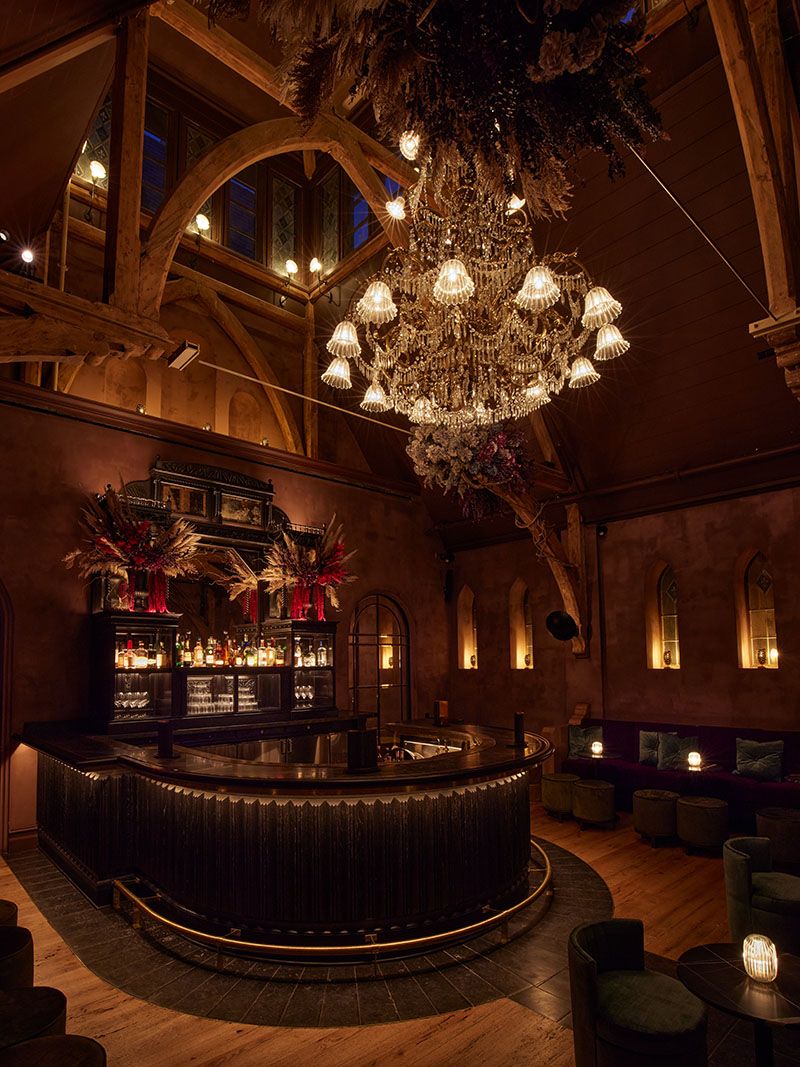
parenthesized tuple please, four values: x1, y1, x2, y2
(433, 258, 475, 305)
(309, 257, 322, 273)
(595, 323, 630, 361)
(20, 248, 34, 264)
(285, 259, 299, 276)
(399, 131, 420, 161)
(516, 265, 560, 312)
(525, 380, 551, 409)
(357, 280, 398, 324)
(568, 356, 601, 388)
(361, 378, 389, 412)
(507, 195, 526, 214)
(582, 286, 623, 329)
(194, 212, 211, 233)
(327, 320, 361, 359)
(89, 159, 107, 182)
(386, 196, 406, 220)
(321, 356, 352, 389)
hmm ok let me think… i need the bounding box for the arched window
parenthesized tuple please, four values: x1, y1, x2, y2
(645, 561, 680, 669)
(349, 594, 410, 723)
(509, 579, 534, 669)
(457, 585, 478, 669)
(737, 551, 779, 668)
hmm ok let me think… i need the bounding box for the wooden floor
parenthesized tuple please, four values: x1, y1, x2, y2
(0, 802, 730, 1067)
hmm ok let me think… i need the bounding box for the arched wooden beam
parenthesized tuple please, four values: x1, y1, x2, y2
(138, 115, 409, 320)
(708, 0, 798, 316)
(161, 278, 304, 455)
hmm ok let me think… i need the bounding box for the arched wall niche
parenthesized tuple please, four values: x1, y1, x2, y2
(228, 389, 264, 444)
(457, 585, 477, 670)
(735, 548, 780, 669)
(103, 357, 146, 412)
(348, 592, 411, 722)
(509, 578, 534, 670)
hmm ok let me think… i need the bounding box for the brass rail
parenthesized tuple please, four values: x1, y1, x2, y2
(113, 839, 552, 961)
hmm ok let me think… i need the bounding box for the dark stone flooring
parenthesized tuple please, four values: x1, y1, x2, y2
(9, 839, 611, 1027)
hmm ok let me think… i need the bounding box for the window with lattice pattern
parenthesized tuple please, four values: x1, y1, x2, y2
(75, 93, 112, 189)
(271, 176, 297, 270)
(745, 552, 778, 667)
(658, 566, 680, 668)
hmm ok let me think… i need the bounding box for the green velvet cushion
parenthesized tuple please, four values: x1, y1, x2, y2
(596, 970, 706, 1056)
(752, 871, 800, 915)
(569, 725, 603, 758)
(736, 738, 783, 782)
(639, 730, 675, 766)
(657, 734, 698, 771)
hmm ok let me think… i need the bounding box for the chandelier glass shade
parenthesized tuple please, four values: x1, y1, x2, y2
(322, 159, 629, 428)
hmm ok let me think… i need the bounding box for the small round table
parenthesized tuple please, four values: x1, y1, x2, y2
(677, 943, 800, 1067)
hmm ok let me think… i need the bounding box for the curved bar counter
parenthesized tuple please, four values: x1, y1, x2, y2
(30, 722, 552, 957)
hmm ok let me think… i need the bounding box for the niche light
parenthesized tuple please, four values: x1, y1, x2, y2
(743, 934, 778, 982)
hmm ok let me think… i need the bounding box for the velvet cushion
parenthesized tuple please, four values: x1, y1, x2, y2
(640, 730, 676, 766)
(569, 725, 603, 758)
(752, 871, 800, 915)
(596, 970, 706, 1056)
(736, 738, 783, 782)
(657, 734, 698, 771)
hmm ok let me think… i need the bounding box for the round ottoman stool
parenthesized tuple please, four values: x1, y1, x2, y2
(541, 772, 580, 819)
(0, 902, 17, 928)
(677, 796, 728, 853)
(0, 1035, 105, 1066)
(573, 780, 616, 829)
(756, 807, 800, 872)
(0, 988, 67, 1050)
(0, 928, 33, 991)
(633, 789, 680, 846)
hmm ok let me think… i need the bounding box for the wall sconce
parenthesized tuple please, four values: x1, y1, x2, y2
(135, 403, 146, 415)
(742, 934, 778, 982)
(89, 159, 107, 184)
(260, 437, 269, 447)
(687, 751, 702, 771)
(309, 257, 321, 274)
(591, 740, 604, 758)
(285, 259, 298, 278)
(194, 212, 211, 235)
(202, 423, 212, 432)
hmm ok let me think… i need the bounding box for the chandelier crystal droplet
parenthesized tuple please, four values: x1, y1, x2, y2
(321, 156, 629, 428)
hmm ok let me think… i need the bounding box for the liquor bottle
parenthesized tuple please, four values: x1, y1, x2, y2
(294, 642, 303, 668)
(125, 639, 135, 670)
(233, 637, 243, 667)
(223, 633, 231, 667)
(135, 640, 148, 669)
(303, 644, 316, 667)
(156, 641, 166, 669)
(205, 638, 215, 666)
(147, 643, 157, 668)
(275, 640, 285, 667)
(244, 642, 256, 668)
(115, 641, 123, 668)
(182, 636, 193, 667)
(175, 634, 183, 666)
(214, 635, 225, 668)
(257, 638, 268, 667)
(193, 638, 204, 667)
(317, 642, 327, 667)
(266, 639, 276, 667)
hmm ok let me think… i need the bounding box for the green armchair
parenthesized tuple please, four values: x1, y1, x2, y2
(723, 837, 800, 954)
(568, 919, 707, 1067)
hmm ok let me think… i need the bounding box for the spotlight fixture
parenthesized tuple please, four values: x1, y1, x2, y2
(135, 403, 146, 415)
(399, 131, 420, 161)
(202, 423, 212, 432)
(194, 212, 210, 233)
(20, 249, 34, 264)
(309, 257, 322, 274)
(386, 196, 406, 220)
(89, 159, 107, 183)
(260, 437, 269, 447)
(167, 340, 201, 371)
(285, 259, 298, 277)
(0, 230, 8, 243)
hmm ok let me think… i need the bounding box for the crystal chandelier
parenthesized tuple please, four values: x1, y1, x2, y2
(322, 157, 630, 429)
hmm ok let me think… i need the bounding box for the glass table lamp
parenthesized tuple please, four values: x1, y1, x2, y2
(687, 751, 702, 771)
(590, 740, 604, 758)
(743, 934, 778, 982)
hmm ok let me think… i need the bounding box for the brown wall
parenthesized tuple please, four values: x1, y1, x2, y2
(0, 385, 450, 828)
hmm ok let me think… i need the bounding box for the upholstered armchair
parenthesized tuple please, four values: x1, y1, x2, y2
(723, 837, 800, 954)
(568, 919, 707, 1067)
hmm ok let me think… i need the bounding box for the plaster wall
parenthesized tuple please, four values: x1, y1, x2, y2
(0, 389, 449, 832)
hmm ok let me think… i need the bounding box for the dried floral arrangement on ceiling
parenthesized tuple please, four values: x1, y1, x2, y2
(204, 0, 662, 216)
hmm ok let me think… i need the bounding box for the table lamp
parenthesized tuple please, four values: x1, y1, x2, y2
(591, 740, 603, 758)
(687, 751, 702, 771)
(743, 934, 778, 982)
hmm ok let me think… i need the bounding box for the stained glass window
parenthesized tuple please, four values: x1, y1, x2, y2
(186, 123, 215, 231)
(523, 589, 534, 668)
(745, 552, 778, 667)
(321, 170, 340, 271)
(658, 566, 680, 668)
(271, 176, 297, 270)
(141, 100, 169, 213)
(225, 166, 258, 260)
(74, 93, 112, 190)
